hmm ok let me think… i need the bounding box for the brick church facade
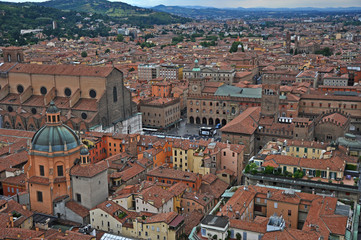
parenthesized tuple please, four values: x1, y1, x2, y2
(0, 47, 140, 134)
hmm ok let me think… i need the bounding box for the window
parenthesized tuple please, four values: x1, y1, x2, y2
(57, 165, 64, 177)
(288, 210, 291, 216)
(113, 87, 118, 102)
(201, 228, 206, 237)
(76, 193, 82, 203)
(40, 87, 47, 95)
(37, 191, 43, 202)
(89, 89, 97, 98)
(274, 202, 278, 208)
(17, 85, 24, 93)
(64, 88, 72, 97)
(39, 165, 45, 176)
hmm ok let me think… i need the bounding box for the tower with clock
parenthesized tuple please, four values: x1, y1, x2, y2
(189, 59, 204, 95)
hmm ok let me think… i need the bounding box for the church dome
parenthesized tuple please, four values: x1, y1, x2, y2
(80, 146, 89, 155)
(30, 101, 80, 153)
(31, 124, 80, 153)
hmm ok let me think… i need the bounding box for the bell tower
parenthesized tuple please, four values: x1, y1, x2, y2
(261, 77, 280, 120)
(2, 47, 24, 63)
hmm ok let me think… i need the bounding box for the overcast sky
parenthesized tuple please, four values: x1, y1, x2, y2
(4, 0, 361, 8)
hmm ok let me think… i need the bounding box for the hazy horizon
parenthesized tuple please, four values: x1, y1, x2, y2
(2, 0, 361, 9)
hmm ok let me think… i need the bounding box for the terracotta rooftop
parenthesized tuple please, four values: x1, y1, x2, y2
(263, 154, 346, 172)
(221, 107, 261, 135)
(70, 161, 108, 178)
(1, 173, 26, 187)
(147, 167, 199, 182)
(144, 212, 179, 225)
(10, 63, 114, 77)
(137, 185, 174, 209)
(0, 227, 44, 239)
(321, 113, 348, 126)
(65, 200, 90, 218)
(109, 162, 145, 182)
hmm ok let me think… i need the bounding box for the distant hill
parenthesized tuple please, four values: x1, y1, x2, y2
(152, 5, 361, 19)
(0, 2, 117, 46)
(39, 0, 190, 26)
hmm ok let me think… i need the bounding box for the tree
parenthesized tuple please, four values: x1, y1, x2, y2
(245, 162, 258, 174)
(144, 33, 154, 41)
(236, 233, 242, 240)
(225, 230, 232, 240)
(264, 166, 274, 174)
(105, 49, 110, 54)
(116, 34, 124, 42)
(293, 170, 304, 179)
(230, 41, 241, 53)
(81, 51, 87, 58)
(315, 47, 333, 57)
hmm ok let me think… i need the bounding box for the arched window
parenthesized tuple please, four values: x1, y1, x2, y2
(17, 53, 21, 62)
(113, 87, 118, 102)
(7, 54, 11, 62)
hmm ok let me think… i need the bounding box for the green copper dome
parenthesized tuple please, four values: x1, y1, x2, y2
(192, 59, 201, 72)
(80, 146, 89, 155)
(47, 101, 60, 114)
(31, 124, 80, 153)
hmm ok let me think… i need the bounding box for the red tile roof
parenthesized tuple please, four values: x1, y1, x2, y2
(27, 176, 50, 185)
(109, 162, 145, 181)
(1, 173, 26, 187)
(65, 200, 90, 218)
(147, 166, 200, 182)
(0, 227, 44, 239)
(230, 217, 268, 233)
(70, 161, 108, 178)
(262, 228, 321, 240)
(137, 185, 174, 209)
(144, 212, 178, 224)
(10, 63, 114, 77)
(263, 154, 346, 172)
(221, 107, 260, 135)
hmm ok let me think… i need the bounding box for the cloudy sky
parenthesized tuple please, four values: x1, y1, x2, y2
(4, 0, 361, 8)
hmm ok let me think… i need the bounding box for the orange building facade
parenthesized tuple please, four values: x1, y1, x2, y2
(25, 102, 81, 215)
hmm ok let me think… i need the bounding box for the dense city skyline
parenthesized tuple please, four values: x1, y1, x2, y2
(0, 0, 361, 239)
(3, 0, 361, 8)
